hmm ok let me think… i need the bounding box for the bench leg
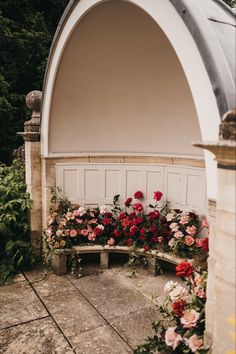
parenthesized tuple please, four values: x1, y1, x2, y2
(52, 253, 67, 275)
(148, 256, 157, 276)
(100, 252, 109, 270)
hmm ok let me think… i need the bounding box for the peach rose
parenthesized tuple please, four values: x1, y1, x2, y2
(169, 285, 188, 301)
(170, 222, 178, 230)
(185, 334, 203, 352)
(179, 215, 189, 225)
(185, 235, 194, 246)
(180, 309, 200, 328)
(56, 229, 63, 237)
(174, 231, 184, 239)
(195, 238, 202, 247)
(165, 326, 182, 349)
(186, 225, 197, 236)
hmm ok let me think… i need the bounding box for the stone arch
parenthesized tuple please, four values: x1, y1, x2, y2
(41, 0, 235, 200)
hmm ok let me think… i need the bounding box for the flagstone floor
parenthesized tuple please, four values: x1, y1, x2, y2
(0, 258, 179, 354)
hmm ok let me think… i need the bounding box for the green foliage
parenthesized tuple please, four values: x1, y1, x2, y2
(0, 0, 69, 164)
(0, 159, 33, 284)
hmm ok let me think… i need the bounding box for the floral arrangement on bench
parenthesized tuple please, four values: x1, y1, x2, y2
(134, 260, 209, 354)
(44, 190, 209, 260)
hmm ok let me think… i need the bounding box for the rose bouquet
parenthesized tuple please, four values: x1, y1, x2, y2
(134, 261, 209, 354)
(44, 190, 209, 261)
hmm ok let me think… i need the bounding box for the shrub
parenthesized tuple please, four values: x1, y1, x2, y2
(0, 159, 33, 284)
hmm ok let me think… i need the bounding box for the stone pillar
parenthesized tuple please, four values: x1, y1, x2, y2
(19, 91, 42, 259)
(194, 109, 236, 353)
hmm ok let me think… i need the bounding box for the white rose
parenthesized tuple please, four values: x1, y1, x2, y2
(170, 285, 188, 301)
(164, 281, 177, 295)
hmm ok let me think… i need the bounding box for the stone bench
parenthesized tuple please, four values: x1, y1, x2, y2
(51, 245, 186, 276)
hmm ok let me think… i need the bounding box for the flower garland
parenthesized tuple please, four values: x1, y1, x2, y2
(134, 261, 209, 354)
(44, 190, 209, 260)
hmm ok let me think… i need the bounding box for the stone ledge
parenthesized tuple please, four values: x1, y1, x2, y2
(51, 245, 186, 276)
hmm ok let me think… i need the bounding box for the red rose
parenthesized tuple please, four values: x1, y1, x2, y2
(113, 229, 121, 238)
(149, 225, 156, 233)
(176, 262, 194, 277)
(104, 212, 112, 218)
(140, 227, 146, 235)
(135, 216, 143, 225)
(122, 218, 131, 228)
(126, 238, 133, 247)
(133, 203, 144, 213)
(130, 225, 139, 234)
(124, 197, 132, 207)
(202, 237, 209, 252)
(153, 191, 163, 201)
(94, 227, 103, 236)
(103, 218, 111, 226)
(140, 235, 146, 241)
(149, 210, 160, 220)
(129, 212, 136, 219)
(172, 300, 186, 317)
(144, 245, 149, 251)
(134, 191, 144, 200)
(119, 212, 127, 220)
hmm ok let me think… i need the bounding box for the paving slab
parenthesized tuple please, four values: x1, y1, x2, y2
(27, 272, 76, 299)
(0, 317, 74, 354)
(73, 324, 132, 354)
(110, 305, 161, 349)
(68, 271, 152, 320)
(42, 290, 106, 341)
(0, 281, 48, 329)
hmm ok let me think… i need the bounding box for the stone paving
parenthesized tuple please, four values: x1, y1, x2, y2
(0, 260, 179, 354)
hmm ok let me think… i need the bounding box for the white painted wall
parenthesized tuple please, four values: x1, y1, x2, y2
(56, 163, 207, 214)
(49, 1, 202, 156)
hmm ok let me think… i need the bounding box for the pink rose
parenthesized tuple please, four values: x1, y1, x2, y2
(195, 238, 202, 247)
(88, 232, 96, 241)
(81, 229, 88, 236)
(157, 236, 164, 243)
(186, 225, 197, 236)
(165, 327, 182, 349)
(184, 235, 194, 246)
(168, 238, 175, 248)
(144, 245, 149, 251)
(107, 238, 115, 246)
(180, 309, 200, 328)
(56, 229, 63, 237)
(194, 288, 205, 298)
(201, 218, 209, 229)
(70, 229, 77, 237)
(185, 334, 203, 352)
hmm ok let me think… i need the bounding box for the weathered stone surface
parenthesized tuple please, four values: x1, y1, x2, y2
(0, 317, 74, 354)
(110, 306, 161, 348)
(43, 291, 105, 339)
(69, 272, 152, 320)
(25, 271, 76, 299)
(0, 281, 47, 329)
(73, 325, 132, 354)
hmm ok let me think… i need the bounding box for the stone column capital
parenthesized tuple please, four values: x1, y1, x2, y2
(193, 109, 236, 167)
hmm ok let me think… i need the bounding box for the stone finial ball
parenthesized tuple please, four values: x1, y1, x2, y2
(26, 90, 42, 112)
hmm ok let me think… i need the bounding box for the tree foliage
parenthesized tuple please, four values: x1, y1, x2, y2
(0, 0, 68, 164)
(0, 0, 234, 163)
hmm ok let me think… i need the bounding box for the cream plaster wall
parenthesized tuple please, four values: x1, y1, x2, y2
(49, 0, 202, 156)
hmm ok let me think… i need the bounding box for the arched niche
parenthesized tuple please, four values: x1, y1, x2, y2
(42, 0, 224, 200)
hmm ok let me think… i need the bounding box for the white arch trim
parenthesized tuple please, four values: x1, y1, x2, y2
(41, 0, 221, 199)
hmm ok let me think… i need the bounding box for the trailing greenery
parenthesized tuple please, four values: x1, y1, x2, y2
(0, 160, 33, 284)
